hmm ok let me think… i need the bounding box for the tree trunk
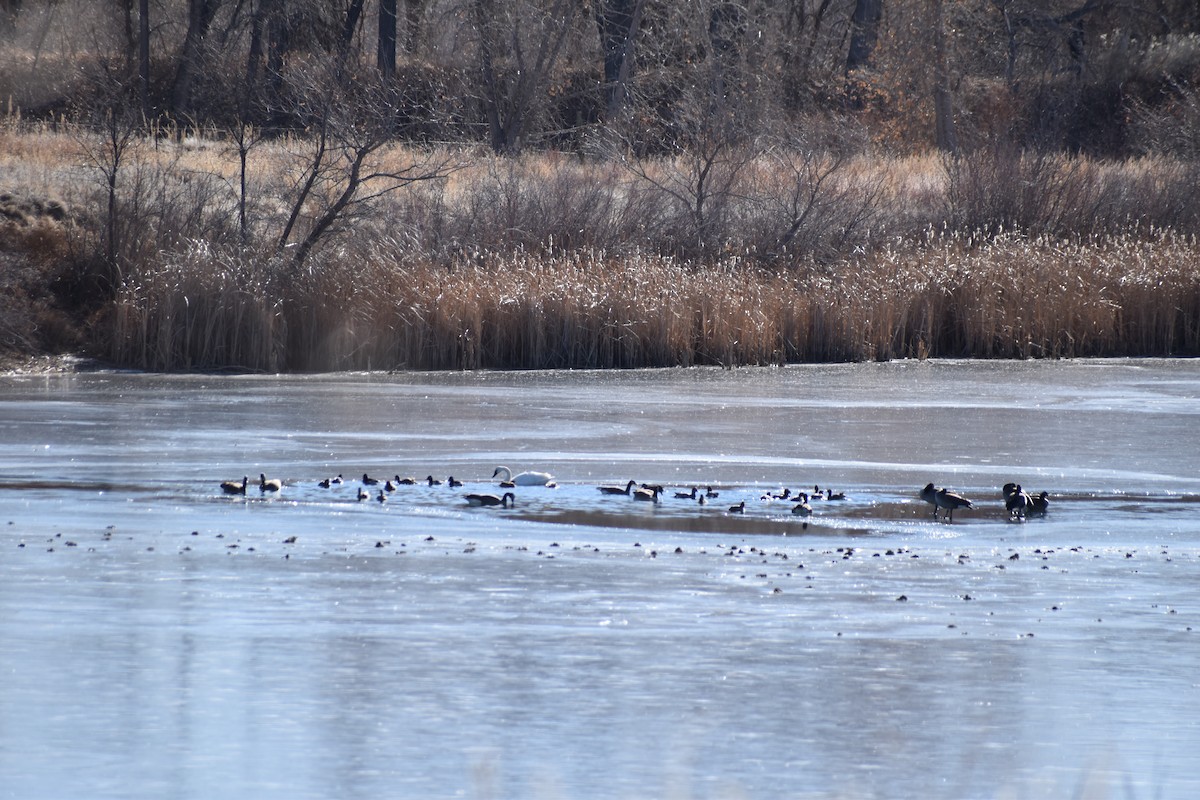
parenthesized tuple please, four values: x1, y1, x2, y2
(138, 0, 150, 120)
(596, 0, 644, 121)
(342, 0, 366, 54)
(845, 0, 882, 75)
(844, 0, 882, 109)
(171, 0, 220, 121)
(932, 0, 957, 153)
(402, 0, 423, 52)
(378, 0, 397, 79)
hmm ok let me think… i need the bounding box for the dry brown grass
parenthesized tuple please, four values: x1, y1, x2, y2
(108, 231, 1200, 371)
(4, 122, 1200, 370)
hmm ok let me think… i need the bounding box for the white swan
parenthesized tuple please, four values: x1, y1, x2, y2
(492, 466, 555, 487)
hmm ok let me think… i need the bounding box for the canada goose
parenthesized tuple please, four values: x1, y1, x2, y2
(447, 476, 463, 488)
(599, 479, 639, 495)
(376, 490, 387, 503)
(318, 478, 331, 488)
(426, 475, 442, 486)
(1002, 482, 1031, 519)
(920, 483, 973, 521)
(259, 473, 282, 492)
(384, 480, 397, 492)
(1030, 491, 1050, 515)
(357, 487, 369, 501)
(792, 494, 813, 516)
(465, 492, 515, 508)
(728, 500, 745, 513)
(937, 485, 974, 520)
(492, 466, 555, 486)
(395, 476, 417, 485)
(362, 473, 379, 486)
(705, 486, 720, 498)
(825, 489, 846, 501)
(674, 486, 698, 500)
(632, 485, 661, 502)
(221, 476, 248, 495)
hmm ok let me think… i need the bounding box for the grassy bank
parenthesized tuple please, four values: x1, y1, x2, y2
(3, 123, 1200, 371)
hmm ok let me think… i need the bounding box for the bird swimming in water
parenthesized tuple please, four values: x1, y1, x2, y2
(632, 485, 661, 502)
(465, 492, 515, 508)
(792, 493, 813, 516)
(492, 466, 555, 487)
(362, 473, 379, 486)
(1030, 491, 1050, 515)
(221, 476, 248, 495)
(259, 473, 282, 493)
(728, 500, 745, 514)
(599, 479, 638, 495)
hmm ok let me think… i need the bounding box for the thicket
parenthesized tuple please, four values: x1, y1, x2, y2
(3, 0, 1200, 370)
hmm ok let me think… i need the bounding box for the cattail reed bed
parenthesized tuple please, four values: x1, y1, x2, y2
(109, 231, 1200, 372)
(5, 123, 1200, 370)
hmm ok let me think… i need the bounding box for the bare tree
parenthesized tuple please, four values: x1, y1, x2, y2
(596, 0, 645, 121)
(931, 0, 957, 152)
(471, 0, 581, 154)
(845, 0, 882, 107)
(172, 0, 223, 121)
(378, 0, 397, 78)
(276, 61, 462, 267)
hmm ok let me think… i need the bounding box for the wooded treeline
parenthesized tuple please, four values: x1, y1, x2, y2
(5, 0, 1200, 156)
(5, 0, 1200, 371)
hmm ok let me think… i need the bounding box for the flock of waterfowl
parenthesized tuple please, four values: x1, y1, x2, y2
(220, 467, 1050, 523)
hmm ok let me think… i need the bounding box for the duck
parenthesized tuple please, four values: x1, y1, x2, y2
(632, 485, 661, 502)
(1002, 482, 1031, 519)
(259, 473, 282, 492)
(362, 473, 380, 486)
(1030, 491, 1050, 515)
(221, 476, 248, 495)
(447, 476, 463, 488)
(492, 466, 555, 487)
(384, 479, 397, 492)
(394, 476, 417, 485)
(318, 478, 332, 489)
(330, 474, 344, 485)
(674, 486, 698, 500)
(599, 479, 638, 495)
(465, 492, 515, 508)
(920, 482, 973, 521)
(426, 475, 442, 486)
(728, 500, 745, 514)
(764, 488, 791, 501)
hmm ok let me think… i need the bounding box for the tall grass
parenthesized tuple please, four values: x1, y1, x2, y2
(108, 230, 1200, 371)
(6, 123, 1200, 370)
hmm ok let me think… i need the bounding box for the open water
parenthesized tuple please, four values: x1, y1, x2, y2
(1, 359, 1199, 799)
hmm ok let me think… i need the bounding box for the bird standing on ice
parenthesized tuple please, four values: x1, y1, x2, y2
(920, 482, 973, 521)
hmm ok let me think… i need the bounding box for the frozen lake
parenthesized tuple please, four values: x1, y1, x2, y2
(1, 359, 1199, 799)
